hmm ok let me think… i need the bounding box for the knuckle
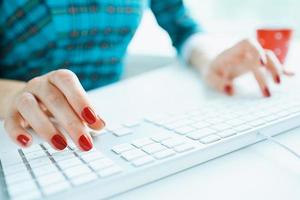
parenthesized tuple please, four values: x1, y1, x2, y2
(46, 91, 61, 104)
(27, 76, 42, 88)
(17, 92, 36, 108)
(53, 69, 77, 84)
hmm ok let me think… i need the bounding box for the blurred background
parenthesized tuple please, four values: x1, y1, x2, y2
(128, 0, 299, 56)
(125, 0, 299, 77)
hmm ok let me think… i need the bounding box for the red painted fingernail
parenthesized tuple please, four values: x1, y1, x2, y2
(224, 84, 233, 95)
(79, 134, 93, 151)
(17, 134, 30, 146)
(82, 106, 97, 124)
(264, 87, 271, 97)
(275, 75, 281, 84)
(51, 134, 67, 150)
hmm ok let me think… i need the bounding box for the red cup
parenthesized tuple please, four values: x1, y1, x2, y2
(256, 28, 293, 64)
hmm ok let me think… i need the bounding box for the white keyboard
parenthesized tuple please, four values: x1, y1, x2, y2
(2, 92, 300, 200)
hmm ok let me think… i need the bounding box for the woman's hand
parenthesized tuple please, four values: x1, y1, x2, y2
(189, 38, 282, 97)
(3, 69, 105, 151)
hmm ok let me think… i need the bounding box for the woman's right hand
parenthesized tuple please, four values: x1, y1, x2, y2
(3, 69, 105, 151)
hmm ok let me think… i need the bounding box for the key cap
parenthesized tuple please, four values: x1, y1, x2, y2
(199, 134, 221, 144)
(174, 126, 197, 135)
(10, 190, 41, 200)
(191, 121, 211, 129)
(132, 155, 155, 167)
(233, 124, 252, 132)
(28, 157, 53, 168)
(132, 138, 155, 148)
(112, 143, 135, 154)
(71, 172, 98, 186)
(31, 164, 59, 177)
(37, 172, 66, 187)
(42, 181, 70, 196)
(174, 143, 195, 153)
(212, 123, 232, 131)
(161, 138, 184, 148)
(7, 179, 38, 197)
(111, 127, 132, 137)
(153, 149, 176, 159)
(142, 143, 167, 154)
(121, 149, 147, 161)
(186, 128, 216, 140)
(22, 144, 43, 154)
(57, 158, 82, 169)
(24, 150, 46, 161)
(64, 165, 92, 179)
(5, 170, 32, 185)
(98, 166, 122, 177)
(217, 129, 237, 138)
(89, 159, 114, 171)
(52, 151, 76, 162)
(123, 120, 141, 128)
(80, 151, 104, 163)
(2, 163, 27, 176)
(151, 135, 171, 142)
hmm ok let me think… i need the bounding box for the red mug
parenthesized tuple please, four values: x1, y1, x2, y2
(256, 28, 293, 64)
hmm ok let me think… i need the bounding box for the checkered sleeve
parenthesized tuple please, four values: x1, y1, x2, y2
(150, 0, 202, 52)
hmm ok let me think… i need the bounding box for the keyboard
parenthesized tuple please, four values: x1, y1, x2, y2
(1, 91, 300, 200)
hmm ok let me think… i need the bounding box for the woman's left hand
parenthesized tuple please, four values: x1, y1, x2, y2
(190, 39, 282, 97)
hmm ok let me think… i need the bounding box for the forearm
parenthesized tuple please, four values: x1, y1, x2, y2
(0, 79, 26, 119)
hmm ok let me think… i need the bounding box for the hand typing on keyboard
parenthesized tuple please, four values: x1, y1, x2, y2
(189, 38, 282, 97)
(1, 69, 106, 151)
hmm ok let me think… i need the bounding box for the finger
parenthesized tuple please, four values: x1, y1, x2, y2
(4, 111, 32, 148)
(251, 66, 271, 97)
(16, 92, 67, 150)
(30, 82, 93, 151)
(205, 68, 234, 96)
(48, 70, 105, 130)
(264, 50, 281, 84)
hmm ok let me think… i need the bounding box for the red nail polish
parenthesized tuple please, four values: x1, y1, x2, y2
(79, 135, 93, 151)
(275, 75, 281, 84)
(17, 134, 30, 146)
(51, 134, 67, 150)
(260, 58, 265, 66)
(224, 84, 233, 95)
(264, 87, 271, 97)
(81, 107, 97, 124)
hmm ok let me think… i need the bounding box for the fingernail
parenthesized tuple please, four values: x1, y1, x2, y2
(17, 134, 30, 146)
(260, 58, 265, 66)
(224, 84, 233, 95)
(264, 87, 271, 97)
(79, 134, 93, 151)
(51, 134, 67, 150)
(82, 106, 97, 124)
(98, 115, 106, 127)
(275, 75, 281, 84)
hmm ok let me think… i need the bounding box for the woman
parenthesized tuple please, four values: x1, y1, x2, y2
(0, 0, 281, 151)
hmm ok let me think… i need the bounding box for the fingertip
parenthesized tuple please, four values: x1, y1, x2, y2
(263, 87, 271, 98)
(88, 115, 106, 130)
(16, 134, 32, 148)
(275, 75, 281, 84)
(224, 84, 234, 96)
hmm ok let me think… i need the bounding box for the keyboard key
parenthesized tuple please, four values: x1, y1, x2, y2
(22, 144, 43, 154)
(161, 138, 184, 148)
(174, 126, 197, 135)
(51, 151, 76, 162)
(31, 164, 59, 177)
(28, 157, 53, 168)
(217, 129, 237, 138)
(212, 123, 232, 131)
(151, 135, 171, 142)
(174, 143, 195, 153)
(121, 149, 147, 161)
(2, 163, 27, 176)
(7, 179, 38, 197)
(42, 181, 70, 196)
(98, 166, 122, 177)
(142, 143, 167, 154)
(153, 149, 176, 159)
(132, 155, 155, 167)
(186, 128, 216, 140)
(132, 138, 155, 148)
(24, 150, 46, 161)
(123, 120, 141, 128)
(112, 143, 135, 154)
(191, 121, 211, 129)
(164, 119, 194, 129)
(64, 165, 92, 179)
(199, 134, 221, 144)
(71, 172, 98, 186)
(80, 151, 104, 163)
(233, 124, 252, 132)
(111, 127, 132, 137)
(57, 158, 82, 169)
(5, 170, 32, 185)
(10, 190, 41, 200)
(37, 172, 66, 187)
(89, 159, 114, 171)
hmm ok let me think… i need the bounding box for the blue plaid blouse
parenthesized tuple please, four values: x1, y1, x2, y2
(0, 0, 200, 90)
